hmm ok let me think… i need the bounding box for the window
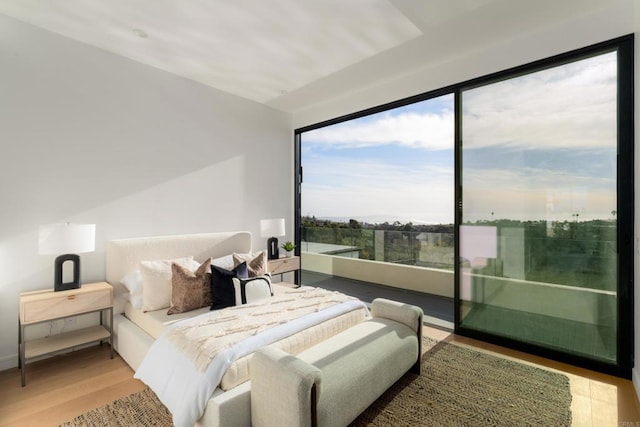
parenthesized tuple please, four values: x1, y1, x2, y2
(295, 35, 633, 378)
(298, 94, 455, 273)
(456, 36, 633, 377)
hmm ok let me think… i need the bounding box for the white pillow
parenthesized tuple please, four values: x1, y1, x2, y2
(120, 270, 143, 309)
(211, 254, 234, 270)
(232, 274, 272, 305)
(140, 257, 197, 312)
(212, 251, 266, 272)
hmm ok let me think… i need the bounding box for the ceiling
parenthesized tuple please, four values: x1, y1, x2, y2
(0, 0, 616, 113)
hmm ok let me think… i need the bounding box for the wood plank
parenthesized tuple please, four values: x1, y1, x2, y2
(20, 282, 112, 324)
(268, 256, 300, 275)
(0, 346, 141, 427)
(1, 329, 639, 426)
(24, 326, 110, 358)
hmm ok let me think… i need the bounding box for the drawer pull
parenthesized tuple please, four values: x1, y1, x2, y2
(67, 295, 76, 300)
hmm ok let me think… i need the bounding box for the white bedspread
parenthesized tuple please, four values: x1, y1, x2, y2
(135, 294, 367, 427)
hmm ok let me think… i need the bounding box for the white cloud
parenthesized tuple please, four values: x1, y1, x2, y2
(300, 52, 618, 223)
(463, 52, 617, 150)
(303, 110, 454, 151)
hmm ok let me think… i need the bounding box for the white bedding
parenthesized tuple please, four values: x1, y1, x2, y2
(135, 298, 367, 427)
(106, 231, 369, 427)
(124, 284, 291, 339)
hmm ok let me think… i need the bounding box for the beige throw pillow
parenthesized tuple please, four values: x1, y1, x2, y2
(167, 259, 212, 315)
(232, 250, 267, 277)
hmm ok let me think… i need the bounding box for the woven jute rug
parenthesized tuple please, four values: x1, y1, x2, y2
(61, 338, 572, 427)
(60, 387, 172, 427)
(350, 338, 572, 426)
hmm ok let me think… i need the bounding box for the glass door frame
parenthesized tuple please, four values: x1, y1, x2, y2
(293, 34, 633, 379)
(453, 35, 634, 378)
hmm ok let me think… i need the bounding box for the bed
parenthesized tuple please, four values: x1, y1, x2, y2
(105, 231, 368, 427)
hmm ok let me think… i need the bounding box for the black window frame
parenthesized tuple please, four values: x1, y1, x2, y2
(454, 34, 634, 378)
(294, 34, 634, 378)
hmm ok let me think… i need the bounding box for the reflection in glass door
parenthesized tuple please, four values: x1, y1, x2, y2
(458, 49, 625, 368)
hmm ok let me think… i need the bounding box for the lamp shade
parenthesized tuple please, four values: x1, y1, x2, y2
(260, 218, 285, 238)
(38, 223, 96, 255)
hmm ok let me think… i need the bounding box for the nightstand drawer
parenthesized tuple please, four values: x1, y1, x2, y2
(269, 256, 300, 275)
(20, 284, 112, 324)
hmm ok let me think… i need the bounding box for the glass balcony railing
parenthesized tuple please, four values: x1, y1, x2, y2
(302, 222, 616, 291)
(300, 227, 454, 270)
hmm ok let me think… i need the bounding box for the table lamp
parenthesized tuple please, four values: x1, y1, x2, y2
(260, 218, 285, 260)
(39, 223, 96, 291)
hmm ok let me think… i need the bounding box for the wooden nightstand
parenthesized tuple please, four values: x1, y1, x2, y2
(18, 282, 113, 386)
(268, 255, 300, 285)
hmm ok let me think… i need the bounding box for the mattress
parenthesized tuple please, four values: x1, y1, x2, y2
(125, 285, 368, 391)
(125, 302, 210, 339)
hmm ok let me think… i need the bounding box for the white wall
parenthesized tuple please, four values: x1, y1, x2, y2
(0, 15, 293, 370)
(293, 0, 640, 386)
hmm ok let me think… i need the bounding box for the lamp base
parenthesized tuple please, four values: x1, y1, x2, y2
(267, 237, 280, 260)
(54, 254, 81, 292)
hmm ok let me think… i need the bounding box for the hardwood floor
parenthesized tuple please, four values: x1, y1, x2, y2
(1, 328, 639, 427)
(0, 346, 145, 427)
(427, 326, 640, 427)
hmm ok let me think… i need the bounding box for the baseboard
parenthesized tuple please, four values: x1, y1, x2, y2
(633, 367, 640, 402)
(0, 353, 17, 372)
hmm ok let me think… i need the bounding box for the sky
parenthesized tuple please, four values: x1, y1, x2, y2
(301, 51, 617, 225)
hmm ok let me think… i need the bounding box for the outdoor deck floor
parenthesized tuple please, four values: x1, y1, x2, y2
(300, 270, 454, 329)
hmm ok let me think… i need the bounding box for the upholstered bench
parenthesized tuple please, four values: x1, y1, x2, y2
(250, 298, 423, 427)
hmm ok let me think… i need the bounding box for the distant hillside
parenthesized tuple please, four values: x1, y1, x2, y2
(301, 216, 453, 234)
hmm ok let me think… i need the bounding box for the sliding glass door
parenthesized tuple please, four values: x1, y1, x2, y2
(457, 37, 633, 376)
(295, 92, 455, 299)
(294, 34, 633, 377)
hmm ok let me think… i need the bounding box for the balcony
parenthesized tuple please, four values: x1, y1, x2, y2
(299, 224, 618, 363)
(300, 227, 454, 328)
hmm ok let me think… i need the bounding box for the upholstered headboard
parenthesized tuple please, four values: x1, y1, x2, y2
(105, 231, 251, 314)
